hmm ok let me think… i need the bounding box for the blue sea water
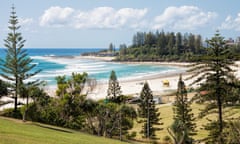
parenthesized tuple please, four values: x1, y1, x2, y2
(0, 48, 184, 86)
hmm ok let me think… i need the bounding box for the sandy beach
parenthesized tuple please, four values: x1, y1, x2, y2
(57, 56, 192, 100)
(42, 55, 195, 100)
(79, 56, 239, 100)
(85, 71, 196, 100)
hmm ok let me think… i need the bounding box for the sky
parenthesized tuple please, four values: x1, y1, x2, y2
(0, 0, 240, 48)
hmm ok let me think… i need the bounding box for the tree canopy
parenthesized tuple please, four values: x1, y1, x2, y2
(0, 5, 41, 112)
(107, 70, 122, 102)
(138, 82, 162, 139)
(188, 31, 237, 143)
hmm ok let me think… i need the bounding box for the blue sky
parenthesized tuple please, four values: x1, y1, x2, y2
(0, 0, 240, 48)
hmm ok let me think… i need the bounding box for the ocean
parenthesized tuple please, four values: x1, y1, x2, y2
(0, 48, 184, 86)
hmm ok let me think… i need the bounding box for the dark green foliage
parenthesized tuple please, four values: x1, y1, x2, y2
(138, 82, 162, 139)
(188, 31, 237, 143)
(168, 75, 196, 144)
(109, 43, 115, 52)
(0, 6, 41, 113)
(54, 72, 88, 129)
(116, 31, 204, 62)
(107, 70, 122, 102)
(81, 99, 99, 135)
(6, 71, 136, 139)
(2, 108, 22, 119)
(19, 73, 88, 129)
(0, 79, 8, 96)
(25, 88, 50, 122)
(87, 102, 136, 140)
(119, 44, 127, 56)
(55, 72, 88, 98)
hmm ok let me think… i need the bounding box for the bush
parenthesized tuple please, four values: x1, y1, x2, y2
(2, 108, 22, 119)
(21, 103, 42, 121)
(126, 131, 137, 139)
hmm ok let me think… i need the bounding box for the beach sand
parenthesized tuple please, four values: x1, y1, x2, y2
(42, 55, 195, 100)
(85, 71, 195, 100)
(46, 56, 195, 100)
(78, 56, 195, 100)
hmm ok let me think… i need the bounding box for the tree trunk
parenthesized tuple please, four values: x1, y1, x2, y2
(216, 65, 223, 144)
(14, 80, 18, 113)
(23, 96, 29, 122)
(217, 92, 223, 144)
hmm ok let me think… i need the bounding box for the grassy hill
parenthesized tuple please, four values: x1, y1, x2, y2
(1, 102, 239, 144)
(0, 117, 128, 144)
(129, 102, 240, 143)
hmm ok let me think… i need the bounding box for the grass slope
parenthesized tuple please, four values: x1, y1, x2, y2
(130, 102, 240, 143)
(0, 117, 128, 144)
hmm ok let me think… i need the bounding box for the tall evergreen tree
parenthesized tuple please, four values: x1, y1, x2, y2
(107, 70, 122, 102)
(0, 5, 41, 112)
(194, 35, 202, 54)
(109, 43, 114, 52)
(188, 31, 237, 143)
(175, 32, 182, 55)
(168, 75, 196, 144)
(157, 30, 167, 55)
(138, 82, 162, 139)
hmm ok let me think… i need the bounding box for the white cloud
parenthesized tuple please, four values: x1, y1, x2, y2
(19, 18, 34, 26)
(39, 6, 148, 29)
(219, 13, 240, 31)
(39, 6, 74, 27)
(152, 6, 217, 30)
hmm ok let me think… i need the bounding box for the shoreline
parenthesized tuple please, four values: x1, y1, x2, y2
(78, 55, 192, 67)
(49, 55, 191, 67)
(85, 70, 193, 100)
(40, 55, 195, 100)
(79, 56, 192, 100)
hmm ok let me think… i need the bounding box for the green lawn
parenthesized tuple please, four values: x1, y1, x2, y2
(130, 102, 240, 143)
(1, 104, 239, 144)
(0, 117, 128, 144)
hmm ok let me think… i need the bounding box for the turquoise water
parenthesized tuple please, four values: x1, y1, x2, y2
(0, 48, 184, 86)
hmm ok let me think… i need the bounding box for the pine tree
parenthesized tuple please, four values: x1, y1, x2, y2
(138, 82, 162, 139)
(107, 70, 122, 102)
(168, 75, 196, 144)
(188, 31, 237, 143)
(0, 5, 41, 112)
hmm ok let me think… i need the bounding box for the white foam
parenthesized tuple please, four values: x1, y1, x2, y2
(29, 55, 186, 87)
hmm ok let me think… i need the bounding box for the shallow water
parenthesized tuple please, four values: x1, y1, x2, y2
(0, 48, 185, 86)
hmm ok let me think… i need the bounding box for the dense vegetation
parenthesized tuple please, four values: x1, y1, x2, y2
(116, 31, 240, 62)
